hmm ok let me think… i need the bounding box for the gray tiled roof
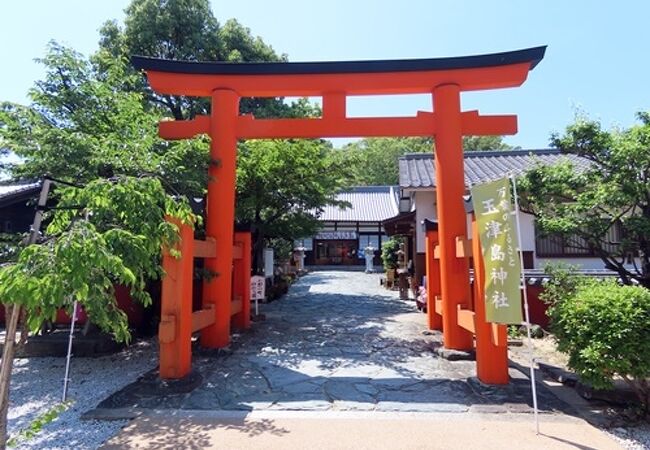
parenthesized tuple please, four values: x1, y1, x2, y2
(319, 186, 399, 222)
(0, 182, 40, 201)
(399, 149, 590, 189)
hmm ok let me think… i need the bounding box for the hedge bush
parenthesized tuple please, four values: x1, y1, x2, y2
(381, 237, 402, 270)
(549, 278, 650, 412)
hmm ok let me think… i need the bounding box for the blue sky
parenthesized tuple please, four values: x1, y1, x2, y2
(1, 0, 649, 149)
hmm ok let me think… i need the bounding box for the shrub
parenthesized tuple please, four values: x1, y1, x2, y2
(550, 279, 650, 413)
(381, 237, 402, 270)
(539, 262, 583, 308)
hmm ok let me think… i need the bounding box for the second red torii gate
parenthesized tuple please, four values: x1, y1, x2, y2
(133, 46, 545, 382)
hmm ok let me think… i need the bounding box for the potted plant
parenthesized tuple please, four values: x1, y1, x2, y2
(381, 237, 403, 289)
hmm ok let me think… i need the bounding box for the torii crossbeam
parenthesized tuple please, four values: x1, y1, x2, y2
(133, 46, 545, 383)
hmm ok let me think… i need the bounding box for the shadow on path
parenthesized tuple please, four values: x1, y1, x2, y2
(94, 271, 571, 415)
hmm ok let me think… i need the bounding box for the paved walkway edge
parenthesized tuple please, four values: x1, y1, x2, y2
(90, 407, 593, 424)
(101, 410, 623, 450)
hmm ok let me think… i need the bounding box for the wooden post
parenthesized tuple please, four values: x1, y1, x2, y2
(201, 89, 240, 348)
(159, 219, 194, 379)
(472, 215, 509, 384)
(232, 231, 252, 329)
(433, 84, 473, 350)
(425, 227, 442, 330)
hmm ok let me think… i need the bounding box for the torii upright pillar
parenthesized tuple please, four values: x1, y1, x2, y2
(433, 84, 473, 350)
(201, 89, 239, 348)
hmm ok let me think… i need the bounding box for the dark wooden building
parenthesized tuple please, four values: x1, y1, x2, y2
(296, 186, 401, 267)
(0, 182, 40, 235)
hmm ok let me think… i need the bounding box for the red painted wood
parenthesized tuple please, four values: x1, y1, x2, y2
(433, 84, 473, 351)
(425, 230, 442, 330)
(200, 89, 239, 349)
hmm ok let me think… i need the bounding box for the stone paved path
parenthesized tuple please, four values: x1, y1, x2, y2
(96, 271, 567, 414)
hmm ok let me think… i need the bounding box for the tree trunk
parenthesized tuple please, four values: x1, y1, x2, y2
(0, 178, 51, 447)
(252, 226, 266, 276)
(0, 304, 22, 449)
(17, 309, 28, 348)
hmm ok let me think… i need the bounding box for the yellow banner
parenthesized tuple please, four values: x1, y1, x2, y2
(471, 178, 523, 324)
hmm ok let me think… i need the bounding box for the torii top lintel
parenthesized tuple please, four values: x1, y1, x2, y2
(132, 46, 545, 139)
(132, 46, 545, 98)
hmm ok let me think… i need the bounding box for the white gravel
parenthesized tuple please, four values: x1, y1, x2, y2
(8, 338, 157, 449)
(5, 324, 650, 449)
(604, 424, 650, 450)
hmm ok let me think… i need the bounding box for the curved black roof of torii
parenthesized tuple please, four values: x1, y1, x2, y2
(131, 46, 546, 76)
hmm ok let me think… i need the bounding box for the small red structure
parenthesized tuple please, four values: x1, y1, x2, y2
(133, 46, 545, 382)
(158, 218, 251, 379)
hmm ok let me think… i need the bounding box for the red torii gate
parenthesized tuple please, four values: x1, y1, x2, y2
(133, 46, 545, 383)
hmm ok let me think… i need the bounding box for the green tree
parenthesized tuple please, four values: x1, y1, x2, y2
(0, 44, 197, 447)
(335, 137, 431, 186)
(0, 42, 204, 310)
(0, 233, 22, 264)
(0, 3, 341, 444)
(335, 135, 512, 186)
(0, 148, 8, 176)
(1, 43, 209, 197)
(519, 112, 650, 288)
(463, 135, 513, 151)
(381, 236, 404, 270)
(98, 0, 333, 260)
(97, 0, 307, 121)
(236, 139, 348, 271)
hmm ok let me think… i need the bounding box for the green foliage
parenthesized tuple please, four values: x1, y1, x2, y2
(333, 135, 511, 186)
(0, 147, 9, 177)
(267, 237, 294, 263)
(236, 139, 348, 269)
(381, 236, 403, 270)
(463, 135, 512, 152)
(334, 138, 430, 186)
(0, 177, 193, 342)
(97, 1, 311, 121)
(549, 279, 650, 411)
(94, 0, 330, 269)
(1, 221, 134, 342)
(0, 1, 339, 341)
(519, 112, 650, 288)
(507, 325, 521, 339)
(0, 233, 23, 264)
(0, 43, 209, 197)
(123, 0, 222, 61)
(0, 42, 199, 343)
(7, 401, 70, 447)
(538, 262, 583, 308)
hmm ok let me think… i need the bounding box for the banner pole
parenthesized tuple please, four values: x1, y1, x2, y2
(62, 299, 78, 402)
(510, 174, 540, 435)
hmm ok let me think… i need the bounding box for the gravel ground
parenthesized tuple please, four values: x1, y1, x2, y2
(6, 270, 650, 449)
(509, 337, 650, 449)
(605, 425, 650, 450)
(8, 338, 157, 449)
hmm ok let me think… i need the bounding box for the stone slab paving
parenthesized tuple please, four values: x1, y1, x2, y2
(94, 271, 569, 415)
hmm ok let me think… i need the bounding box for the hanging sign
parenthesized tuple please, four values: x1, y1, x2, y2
(471, 178, 523, 324)
(315, 231, 357, 240)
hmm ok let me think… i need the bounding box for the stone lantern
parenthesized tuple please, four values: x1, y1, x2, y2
(293, 246, 307, 272)
(364, 246, 376, 273)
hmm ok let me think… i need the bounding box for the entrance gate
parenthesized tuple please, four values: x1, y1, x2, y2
(133, 46, 546, 383)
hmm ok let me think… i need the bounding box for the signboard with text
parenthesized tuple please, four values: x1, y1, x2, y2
(315, 231, 357, 240)
(471, 178, 523, 324)
(250, 276, 266, 301)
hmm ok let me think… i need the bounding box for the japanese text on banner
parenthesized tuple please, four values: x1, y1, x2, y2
(471, 177, 523, 324)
